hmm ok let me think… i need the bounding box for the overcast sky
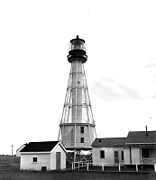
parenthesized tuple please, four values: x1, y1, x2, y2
(0, 0, 156, 154)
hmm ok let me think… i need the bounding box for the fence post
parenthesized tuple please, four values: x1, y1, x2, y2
(136, 164, 138, 172)
(119, 163, 121, 172)
(102, 164, 104, 171)
(154, 164, 156, 172)
(87, 163, 89, 171)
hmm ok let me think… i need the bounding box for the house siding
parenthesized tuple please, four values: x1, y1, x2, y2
(124, 147, 142, 165)
(20, 153, 50, 171)
(94, 146, 156, 166)
(50, 144, 66, 169)
(124, 148, 130, 164)
(131, 147, 140, 164)
(92, 147, 124, 166)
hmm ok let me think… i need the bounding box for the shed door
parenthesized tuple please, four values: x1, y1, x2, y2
(56, 152, 61, 170)
(114, 151, 119, 164)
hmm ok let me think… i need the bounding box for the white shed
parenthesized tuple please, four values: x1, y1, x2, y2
(20, 141, 66, 171)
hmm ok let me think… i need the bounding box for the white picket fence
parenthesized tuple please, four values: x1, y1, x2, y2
(72, 160, 92, 170)
(72, 162, 156, 172)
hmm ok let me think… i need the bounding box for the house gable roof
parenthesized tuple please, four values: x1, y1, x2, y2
(20, 141, 59, 152)
(92, 138, 126, 147)
(125, 131, 156, 145)
(92, 131, 156, 148)
(16, 144, 26, 152)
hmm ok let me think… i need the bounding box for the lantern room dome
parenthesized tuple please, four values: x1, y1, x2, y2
(67, 35, 88, 63)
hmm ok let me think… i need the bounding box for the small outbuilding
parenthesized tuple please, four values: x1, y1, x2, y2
(20, 141, 66, 171)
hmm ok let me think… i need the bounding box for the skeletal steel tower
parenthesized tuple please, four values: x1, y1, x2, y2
(58, 36, 96, 151)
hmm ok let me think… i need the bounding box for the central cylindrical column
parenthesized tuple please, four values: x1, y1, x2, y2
(71, 60, 83, 123)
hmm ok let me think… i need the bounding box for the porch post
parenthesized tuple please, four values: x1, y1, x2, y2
(136, 164, 138, 172)
(154, 164, 156, 172)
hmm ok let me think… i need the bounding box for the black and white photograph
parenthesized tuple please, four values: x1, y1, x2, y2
(0, 0, 156, 179)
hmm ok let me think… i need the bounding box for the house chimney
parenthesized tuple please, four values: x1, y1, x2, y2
(145, 126, 148, 136)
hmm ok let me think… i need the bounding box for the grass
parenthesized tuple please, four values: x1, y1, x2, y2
(0, 156, 155, 180)
(0, 170, 156, 180)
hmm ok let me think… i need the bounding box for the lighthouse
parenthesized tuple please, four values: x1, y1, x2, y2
(58, 36, 96, 151)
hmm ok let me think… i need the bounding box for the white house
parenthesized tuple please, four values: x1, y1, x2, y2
(20, 141, 66, 171)
(124, 131, 156, 165)
(92, 138, 126, 166)
(92, 130, 156, 166)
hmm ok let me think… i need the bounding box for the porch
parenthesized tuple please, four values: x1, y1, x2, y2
(140, 147, 156, 164)
(142, 158, 156, 164)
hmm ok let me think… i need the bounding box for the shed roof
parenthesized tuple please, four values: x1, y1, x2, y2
(20, 141, 59, 152)
(92, 138, 126, 147)
(125, 131, 156, 145)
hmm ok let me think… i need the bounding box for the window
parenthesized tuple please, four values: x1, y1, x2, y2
(33, 157, 37, 162)
(80, 137, 84, 143)
(80, 127, 84, 134)
(142, 149, 149, 158)
(100, 150, 105, 159)
(121, 151, 124, 161)
(42, 166, 47, 171)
